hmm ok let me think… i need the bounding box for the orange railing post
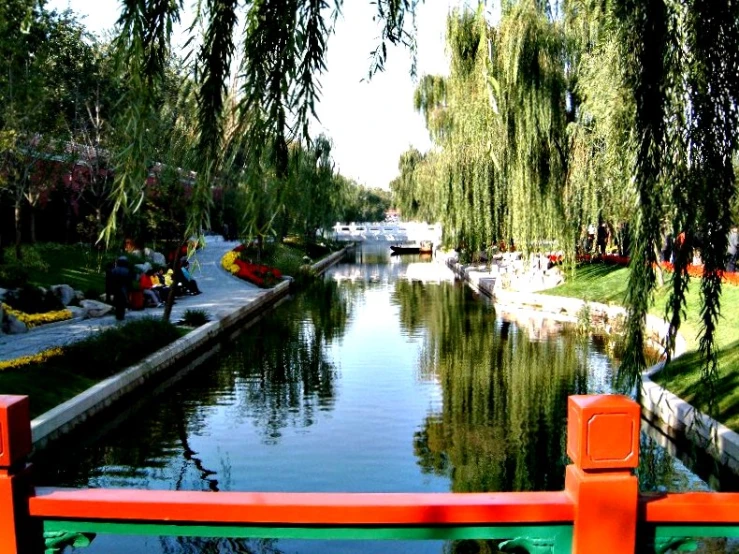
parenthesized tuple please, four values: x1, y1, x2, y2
(565, 394, 640, 554)
(0, 395, 43, 554)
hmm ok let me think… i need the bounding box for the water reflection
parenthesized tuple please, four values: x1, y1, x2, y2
(395, 282, 590, 492)
(33, 278, 349, 486)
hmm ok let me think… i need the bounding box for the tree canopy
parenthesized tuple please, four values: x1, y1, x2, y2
(391, 1, 739, 391)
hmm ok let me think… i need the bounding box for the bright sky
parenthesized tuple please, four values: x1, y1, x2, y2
(46, 0, 463, 190)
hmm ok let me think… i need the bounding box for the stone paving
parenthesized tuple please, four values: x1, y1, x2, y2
(0, 237, 267, 363)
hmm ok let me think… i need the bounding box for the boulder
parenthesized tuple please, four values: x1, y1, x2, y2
(0, 304, 4, 334)
(144, 248, 167, 266)
(74, 290, 85, 303)
(3, 313, 28, 334)
(80, 299, 113, 318)
(0, 288, 6, 302)
(67, 306, 87, 319)
(50, 284, 76, 306)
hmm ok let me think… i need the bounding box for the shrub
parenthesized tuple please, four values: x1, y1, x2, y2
(84, 287, 103, 301)
(576, 303, 592, 335)
(61, 317, 181, 380)
(4, 285, 64, 314)
(182, 309, 210, 327)
(0, 245, 49, 288)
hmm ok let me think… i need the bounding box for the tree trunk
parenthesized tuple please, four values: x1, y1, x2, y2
(30, 208, 36, 244)
(162, 243, 186, 322)
(14, 199, 22, 261)
(95, 207, 103, 243)
(654, 244, 664, 287)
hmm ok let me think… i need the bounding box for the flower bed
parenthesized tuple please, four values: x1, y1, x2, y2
(547, 255, 739, 286)
(0, 347, 64, 372)
(1, 303, 73, 328)
(221, 247, 283, 288)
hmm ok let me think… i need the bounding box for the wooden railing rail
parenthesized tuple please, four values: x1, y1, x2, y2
(2, 393, 739, 554)
(28, 489, 575, 525)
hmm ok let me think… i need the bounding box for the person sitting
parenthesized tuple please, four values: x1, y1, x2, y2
(176, 259, 202, 295)
(140, 269, 162, 307)
(151, 268, 173, 303)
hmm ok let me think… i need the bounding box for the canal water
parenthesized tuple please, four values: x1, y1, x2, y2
(34, 243, 728, 553)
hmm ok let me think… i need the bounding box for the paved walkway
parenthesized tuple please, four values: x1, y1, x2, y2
(0, 237, 267, 363)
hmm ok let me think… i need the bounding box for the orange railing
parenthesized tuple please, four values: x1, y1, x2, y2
(2, 394, 739, 553)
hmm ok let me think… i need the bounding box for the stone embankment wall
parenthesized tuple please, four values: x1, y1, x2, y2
(444, 254, 739, 474)
(31, 246, 351, 449)
(444, 256, 680, 353)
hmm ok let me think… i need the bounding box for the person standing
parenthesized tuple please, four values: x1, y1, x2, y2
(727, 225, 739, 272)
(110, 257, 132, 320)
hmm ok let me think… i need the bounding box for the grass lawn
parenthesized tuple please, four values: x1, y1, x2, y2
(30, 243, 123, 294)
(1, 243, 118, 296)
(543, 262, 739, 352)
(653, 341, 739, 432)
(0, 318, 182, 418)
(544, 262, 739, 431)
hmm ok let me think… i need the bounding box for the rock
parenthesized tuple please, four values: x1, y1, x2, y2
(80, 299, 113, 318)
(74, 290, 85, 303)
(3, 313, 28, 334)
(145, 248, 166, 266)
(50, 284, 76, 306)
(0, 288, 6, 302)
(67, 306, 87, 319)
(0, 304, 4, 334)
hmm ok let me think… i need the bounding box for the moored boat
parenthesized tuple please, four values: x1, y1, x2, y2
(390, 244, 420, 254)
(390, 241, 434, 255)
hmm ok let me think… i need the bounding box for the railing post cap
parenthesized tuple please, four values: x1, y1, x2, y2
(0, 395, 32, 468)
(567, 394, 640, 471)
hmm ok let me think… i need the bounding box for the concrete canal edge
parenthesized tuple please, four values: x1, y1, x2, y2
(30, 245, 351, 449)
(444, 255, 739, 474)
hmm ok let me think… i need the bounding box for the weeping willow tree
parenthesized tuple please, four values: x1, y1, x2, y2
(106, 0, 419, 240)
(407, 5, 581, 254)
(394, 1, 739, 395)
(608, 0, 739, 392)
(410, 9, 500, 253)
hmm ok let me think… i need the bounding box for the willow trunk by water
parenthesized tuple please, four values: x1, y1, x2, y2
(162, 246, 186, 323)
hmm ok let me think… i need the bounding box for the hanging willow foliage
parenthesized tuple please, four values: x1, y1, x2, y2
(406, 5, 578, 256)
(109, 0, 739, 392)
(397, 0, 739, 394)
(612, 0, 739, 392)
(107, 0, 418, 245)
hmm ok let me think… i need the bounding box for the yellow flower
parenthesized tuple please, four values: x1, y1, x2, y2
(0, 347, 64, 372)
(1, 303, 73, 329)
(221, 251, 240, 275)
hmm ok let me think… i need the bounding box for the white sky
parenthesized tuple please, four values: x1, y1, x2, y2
(46, 0, 463, 190)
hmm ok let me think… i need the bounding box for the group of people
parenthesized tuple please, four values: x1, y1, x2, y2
(659, 224, 739, 273)
(579, 222, 631, 258)
(106, 257, 202, 321)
